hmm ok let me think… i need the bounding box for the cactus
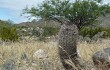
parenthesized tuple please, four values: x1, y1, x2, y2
(58, 23, 80, 70)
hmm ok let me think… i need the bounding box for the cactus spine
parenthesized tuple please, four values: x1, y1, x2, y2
(58, 23, 80, 70)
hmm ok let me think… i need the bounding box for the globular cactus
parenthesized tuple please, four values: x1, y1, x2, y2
(58, 23, 80, 70)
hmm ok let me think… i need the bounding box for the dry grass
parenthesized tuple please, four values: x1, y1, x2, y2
(78, 39, 110, 60)
(0, 39, 110, 70)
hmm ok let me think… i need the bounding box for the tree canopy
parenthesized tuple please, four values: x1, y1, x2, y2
(23, 0, 110, 29)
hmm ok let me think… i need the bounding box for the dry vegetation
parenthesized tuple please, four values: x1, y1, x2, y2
(0, 39, 110, 70)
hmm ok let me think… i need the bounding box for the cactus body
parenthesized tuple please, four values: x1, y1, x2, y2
(58, 24, 79, 70)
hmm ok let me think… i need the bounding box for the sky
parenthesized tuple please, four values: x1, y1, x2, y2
(0, 0, 110, 24)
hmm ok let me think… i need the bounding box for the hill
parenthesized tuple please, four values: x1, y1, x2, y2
(15, 19, 61, 28)
(15, 15, 110, 28)
(97, 14, 110, 28)
(0, 20, 12, 28)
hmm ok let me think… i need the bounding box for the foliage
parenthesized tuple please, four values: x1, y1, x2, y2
(38, 36, 46, 41)
(31, 28, 41, 37)
(102, 28, 110, 38)
(79, 27, 102, 38)
(0, 20, 12, 28)
(23, 0, 109, 29)
(79, 27, 110, 38)
(37, 27, 59, 41)
(0, 27, 19, 42)
(42, 27, 59, 37)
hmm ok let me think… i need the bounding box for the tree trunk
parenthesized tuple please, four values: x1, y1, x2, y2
(58, 23, 80, 70)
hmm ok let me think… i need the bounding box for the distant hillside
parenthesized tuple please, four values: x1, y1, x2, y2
(15, 19, 61, 28)
(0, 20, 12, 28)
(98, 14, 110, 28)
(15, 15, 110, 28)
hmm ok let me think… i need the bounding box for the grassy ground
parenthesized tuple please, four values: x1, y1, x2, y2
(0, 39, 110, 70)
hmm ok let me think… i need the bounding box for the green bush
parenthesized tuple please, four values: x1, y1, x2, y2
(79, 27, 110, 38)
(36, 27, 59, 41)
(0, 27, 19, 42)
(31, 29, 40, 37)
(38, 36, 46, 41)
(103, 28, 110, 38)
(42, 27, 59, 37)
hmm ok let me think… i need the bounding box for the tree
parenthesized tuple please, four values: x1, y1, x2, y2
(22, 0, 109, 69)
(23, 0, 109, 29)
(6, 19, 14, 25)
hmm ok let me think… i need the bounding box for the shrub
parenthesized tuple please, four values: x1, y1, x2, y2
(36, 27, 59, 41)
(79, 27, 110, 38)
(31, 28, 41, 37)
(79, 27, 102, 38)
(38, 36, 46, 41)
(42, 27, 59, 37)
(103, 28, 110, 38)
(0, 27, 19, 42)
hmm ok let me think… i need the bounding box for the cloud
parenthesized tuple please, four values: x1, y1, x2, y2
(0, 0, 110, 23)
(104, 0, 110, 4)
(0, 0, 44, 23)
(0, 0, 44, 18)
(0, 0, 109, 15)
(0, 0, 44, 11)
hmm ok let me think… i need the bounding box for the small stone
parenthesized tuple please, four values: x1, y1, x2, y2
(92, 47, 110, 69)
(33, 49, 48, 59)
(2, 59, 15, 70)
